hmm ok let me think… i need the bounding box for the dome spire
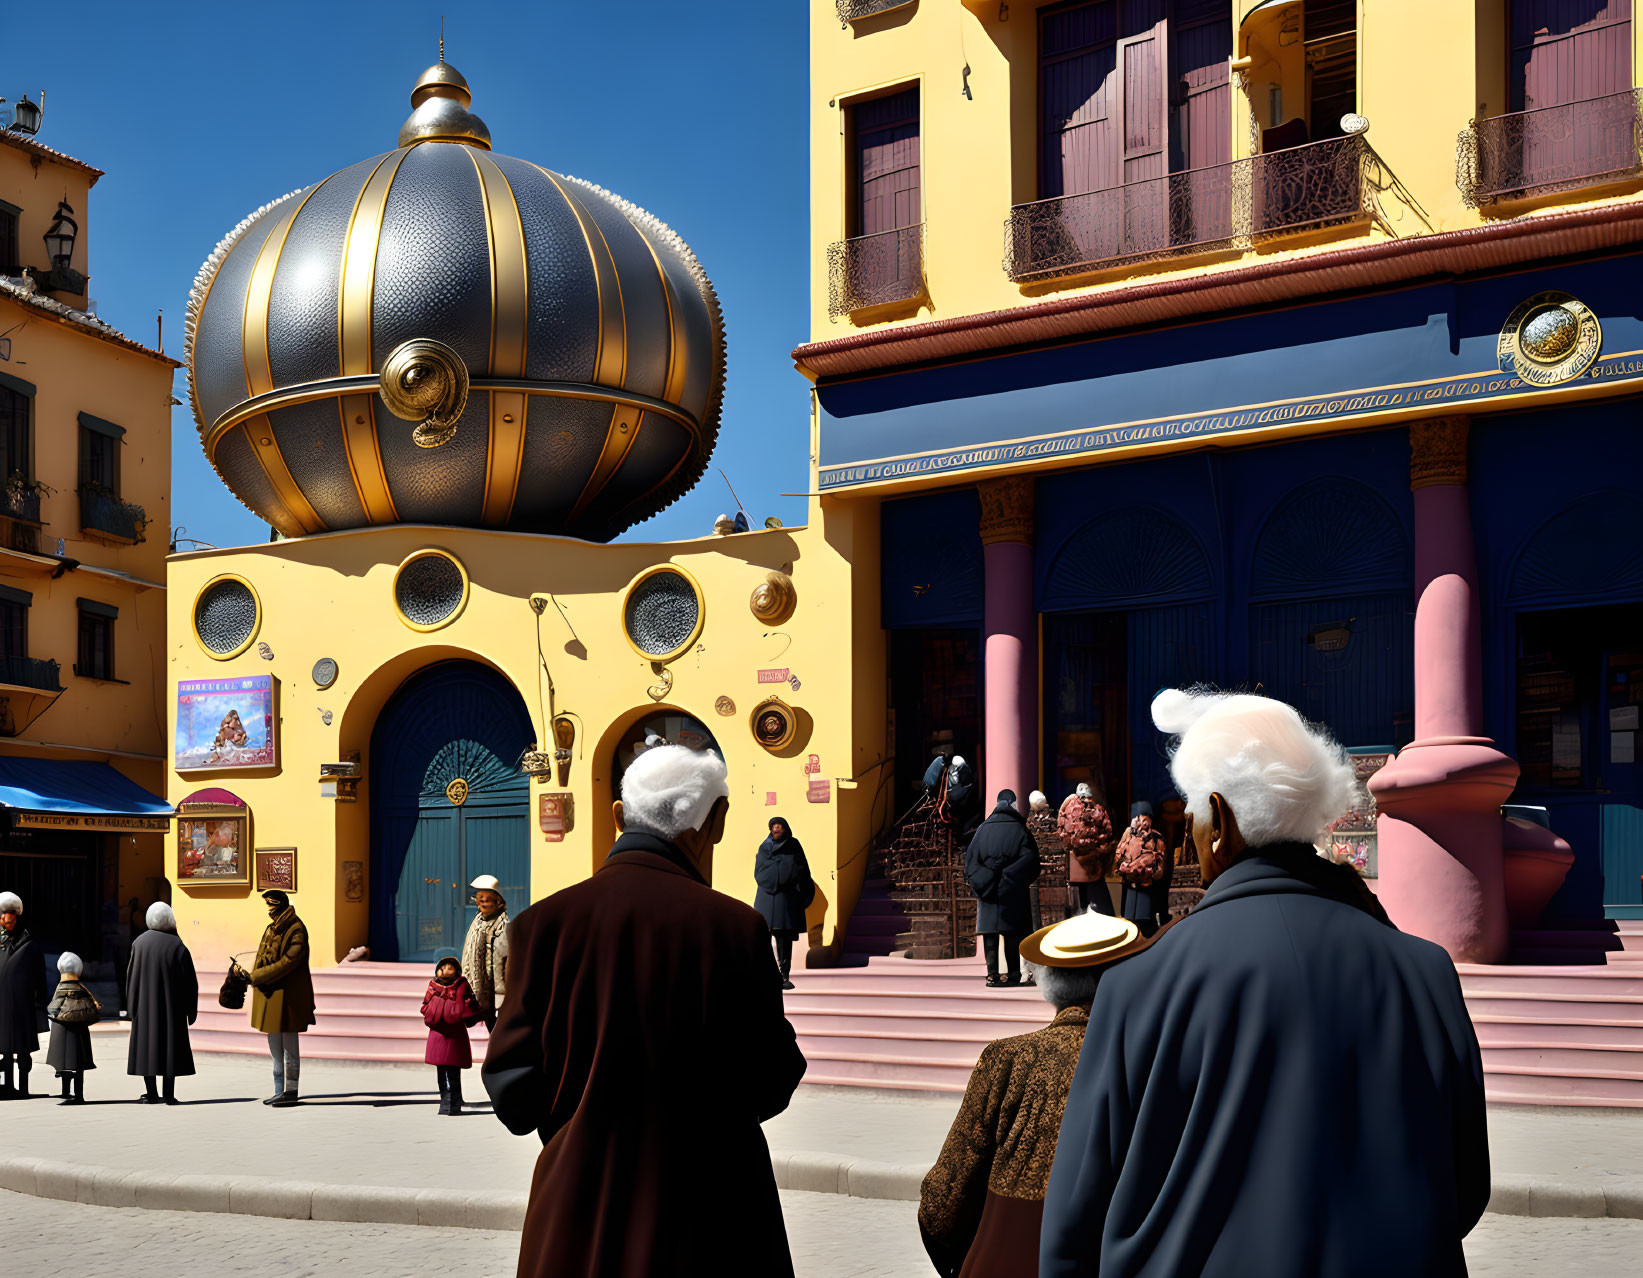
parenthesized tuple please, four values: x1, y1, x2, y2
(399, 38, 492, 150)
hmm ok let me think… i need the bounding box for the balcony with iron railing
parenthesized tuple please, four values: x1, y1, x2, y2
(1005, 134, 1389, 285)
(79, 483, 148, 544)
(1458, 90, 1643, 208)
(828, 223, 927, 320)
(836, 0, 917, 25)
(0, 655, 63, 693)
(0, 475, 43, 526)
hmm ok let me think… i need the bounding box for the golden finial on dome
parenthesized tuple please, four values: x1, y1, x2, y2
(399, 32, 491, 150)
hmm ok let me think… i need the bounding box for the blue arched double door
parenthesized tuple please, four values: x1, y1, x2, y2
(369, 662, 534, 962)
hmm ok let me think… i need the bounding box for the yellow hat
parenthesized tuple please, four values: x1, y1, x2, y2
(1021, 910, 1168, 969)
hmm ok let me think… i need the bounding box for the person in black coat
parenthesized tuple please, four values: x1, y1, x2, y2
(0, 890, 47, 1098)
(1042, 690, 1489, 1278)
(126, 901, 198, 1105)
(753, 816, 813, 990)
(963, 791, 1041, 987)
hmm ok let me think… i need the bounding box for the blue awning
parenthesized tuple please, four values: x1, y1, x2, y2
(0, 758, 173, 823)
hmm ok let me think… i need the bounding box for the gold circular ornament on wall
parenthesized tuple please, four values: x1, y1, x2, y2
(446, 778, 470, 806)
(622, 565, 705, 663)
(392, 550, 470, 632)
(1498, 291, 1601, 387)
(715, 695, 736, 717)
(192, 574, 262, 660)
(750, 697, 797, 752)
(749, 571, 797, 626)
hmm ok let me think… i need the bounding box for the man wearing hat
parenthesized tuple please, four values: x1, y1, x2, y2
(920, 908, 1165, 1277)
(483, 745, 806, 1278)
(461, 874, 509, 1031)
(231, 889, 314, 1107)
(963, 790, 1041, 987)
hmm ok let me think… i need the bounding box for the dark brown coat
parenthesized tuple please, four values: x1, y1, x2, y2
(248, 908, 315, 1034)
(919, 1004, 1089, 1278)
(483, 831, 807, 1278)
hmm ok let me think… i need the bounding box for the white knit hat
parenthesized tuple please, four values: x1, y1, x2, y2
(0, 892, 21, 914)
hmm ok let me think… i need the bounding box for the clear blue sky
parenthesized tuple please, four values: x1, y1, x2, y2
(5, 0, 811, 549)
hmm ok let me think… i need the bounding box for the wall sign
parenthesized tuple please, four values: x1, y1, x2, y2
(807, 779, 831, 804)
(177, 811, 249, 885)
(539, 792, 574, 842)
(14, 813, 170, 832)
(176, 675, 277, 771)
(255, 848, 298, 893)
(758, 668, 790, 684)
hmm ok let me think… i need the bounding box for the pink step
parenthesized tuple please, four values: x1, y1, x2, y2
(1479, 1045, 1643, 1077)
(785, 990, 1053, 1019)
(785, 1011, 1046, 1039)
(1457, 966, 1643, 998)
(1483, 1074, 1643, 1105)
(1474, 1021, 1643, 1050)
(1467, 996, 1643, 1025)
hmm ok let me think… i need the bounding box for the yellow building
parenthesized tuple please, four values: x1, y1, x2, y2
(167, 63, 887, 967)
(0, 123, 176, 964)
(798, 0, 1643, 962)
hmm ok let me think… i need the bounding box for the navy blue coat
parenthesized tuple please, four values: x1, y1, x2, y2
(753, 832, 812, 935)
(1042, 846, 1489, 1278)
(963, 803, 1041, 935)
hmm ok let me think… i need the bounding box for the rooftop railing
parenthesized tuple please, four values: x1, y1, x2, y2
(1005, 134, 1381, 284)
(828, 223, 927, 320)
(1458, 90, 1643, 207)
(836, 0, 917, 25)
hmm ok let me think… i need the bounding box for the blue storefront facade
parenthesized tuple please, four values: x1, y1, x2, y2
(833, 251, 1643, 923)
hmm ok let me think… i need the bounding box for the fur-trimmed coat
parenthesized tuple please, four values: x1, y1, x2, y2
(248, 908, 315, 1034)
(920, 1005, 1090, 1278)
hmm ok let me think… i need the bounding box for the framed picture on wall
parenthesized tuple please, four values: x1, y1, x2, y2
(175, 675, 278, 771)
(255, 848, 298, 893)
(176, 811, 249, 885)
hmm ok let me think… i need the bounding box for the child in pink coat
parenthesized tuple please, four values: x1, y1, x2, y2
(422, 955, 481, 1115)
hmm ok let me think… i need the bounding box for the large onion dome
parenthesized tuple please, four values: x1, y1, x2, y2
(185, 62, 725, 542)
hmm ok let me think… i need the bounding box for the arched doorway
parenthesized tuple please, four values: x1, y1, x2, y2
(609, 709, 722, 790)
(369, 661, 534, 961)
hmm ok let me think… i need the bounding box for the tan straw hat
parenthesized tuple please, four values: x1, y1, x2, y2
(1020, 909, 1173, 968)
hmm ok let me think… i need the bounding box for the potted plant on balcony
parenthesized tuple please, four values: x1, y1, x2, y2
(2, 472, 51, 526)
(78, 479, 148, 545)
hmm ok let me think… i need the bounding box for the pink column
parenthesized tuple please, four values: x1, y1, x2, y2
(1371, 418, 1515, 963)
(979, 479, 1036, 811)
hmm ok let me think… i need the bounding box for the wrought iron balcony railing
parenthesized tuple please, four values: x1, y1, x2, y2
(1005, 134, 1383, 284)
(79, 484, 148, 544)
(828, 223, 927, 320)
(0, 478, 42, 525)
(0, 655, 63, 692)
(1458, 90, 1643, 207)
(836, 0, 917, 25)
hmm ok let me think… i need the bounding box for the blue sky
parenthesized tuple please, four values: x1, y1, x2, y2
(5, 0, 811, 549)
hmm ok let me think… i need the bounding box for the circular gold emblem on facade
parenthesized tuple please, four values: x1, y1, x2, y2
(715, 695, 736, 717)
(446, 778, 470, 806)
(750, 697, 797, 752)
(1498, 291, 1601, 387)
(749, 571, 797, 626)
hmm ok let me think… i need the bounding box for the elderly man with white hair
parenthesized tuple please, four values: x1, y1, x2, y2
(126, 901, 198, 1105)
(484, 744, 807, 1278)
(1042, 689, 1490, 1278)
(0, 890, 46, 1097)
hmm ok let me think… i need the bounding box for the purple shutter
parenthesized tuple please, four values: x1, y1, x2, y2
(1040, 2, 1120, 199)
(855, 88, 920, 236)
(1169, 4, 1232, 246)
(1512, 0, 1633, 110)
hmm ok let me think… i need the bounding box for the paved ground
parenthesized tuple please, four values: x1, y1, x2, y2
(4, 1188, 1643, 1277)
(30, 1035, 1643, 1198)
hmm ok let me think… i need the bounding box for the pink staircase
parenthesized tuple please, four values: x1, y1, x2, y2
(834, 859, 916, 963)
(184, 923, 1643, 1105)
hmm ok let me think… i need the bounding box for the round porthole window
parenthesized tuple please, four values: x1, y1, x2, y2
(193, 576, 261, 660)
(622, 566, 704, 663)
(393, 550, 469, 632)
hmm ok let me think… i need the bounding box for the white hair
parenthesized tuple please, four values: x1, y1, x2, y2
(0, 892, 20, 914)
(1035, 963, 1102, 1009)
(146, 902, 177, 933)
(620, 744, 730, 840)
(57, 952, 82, 976)
(1153, 688, 1356, 848)
(1075, 782, 1093, 799)
(1028, 790, 1049, 811)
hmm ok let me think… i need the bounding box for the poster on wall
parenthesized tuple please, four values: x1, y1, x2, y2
(176, 676, 277, 771)
(255, 848, 298, 893)
(177, 813, 249, 885)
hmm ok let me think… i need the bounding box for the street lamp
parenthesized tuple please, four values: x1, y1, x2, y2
(43, 201, 76, 269)
(9, 95, 41, 136)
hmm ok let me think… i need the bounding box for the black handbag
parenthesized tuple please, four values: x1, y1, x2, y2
(218, 961, 250, 1010)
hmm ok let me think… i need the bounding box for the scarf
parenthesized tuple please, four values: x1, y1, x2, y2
(461, 909, 508, 1009)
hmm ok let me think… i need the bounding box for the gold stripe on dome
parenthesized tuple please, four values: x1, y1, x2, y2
(470, 150, 530, 525)
(241, 183, 325, 400)
(533, 164, 626, 389)
(567, 404, 642, 526)
(634, 225, 687, 408)
(337, 149, 408, 525)
(239, 417, 324, 535)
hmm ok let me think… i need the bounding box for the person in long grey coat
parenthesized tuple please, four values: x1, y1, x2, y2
(753, 816, 812, 990)
(0, 890, 47, 1098)
(126, 901, 198, 1105)
(1041, 690, 1489, 1278)
(963, 791, 1041, 987)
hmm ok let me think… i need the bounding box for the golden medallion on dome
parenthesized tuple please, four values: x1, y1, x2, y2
(446, 778, 470, 806)
(1498, 291, 1601, 387)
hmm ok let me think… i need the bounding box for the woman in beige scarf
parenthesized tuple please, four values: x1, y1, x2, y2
(460, 875, 509, 1030)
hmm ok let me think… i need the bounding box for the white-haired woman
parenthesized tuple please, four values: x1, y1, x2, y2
(0, 890, 46, 1098)
(46, 952, 99, 1104)
(126, 901, 198, 1105)
(1042, 689, 1489, 1278)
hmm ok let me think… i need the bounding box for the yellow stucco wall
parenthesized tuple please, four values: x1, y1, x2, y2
(166, 518, 888, 966)
(808, 1, 1643, 343)
(0, 138, 175, 911)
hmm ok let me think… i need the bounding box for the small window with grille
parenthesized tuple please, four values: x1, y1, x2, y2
(76, 600, 116, 680)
